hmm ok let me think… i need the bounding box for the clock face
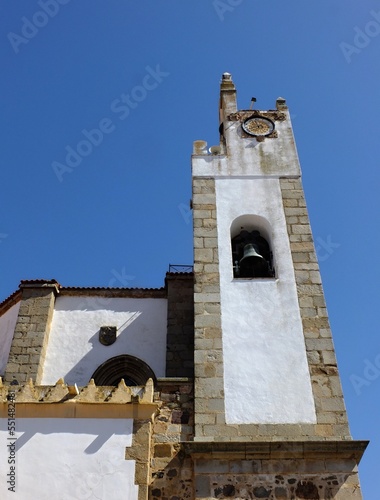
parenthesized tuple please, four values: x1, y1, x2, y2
(242, 116, 275, 137)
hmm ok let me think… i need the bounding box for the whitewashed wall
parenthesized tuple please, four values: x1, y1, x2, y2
(0, 302, 20, 376)
(192, 110, 301, 179)
(0, 418, 137, 499)
(215, 177, 316, 424)
(42, 296, 167, 385)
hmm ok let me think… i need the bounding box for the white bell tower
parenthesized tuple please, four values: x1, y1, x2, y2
(189, 72, 367, 499)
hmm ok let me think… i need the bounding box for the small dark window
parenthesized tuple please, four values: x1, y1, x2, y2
(232, 229, 275, 278)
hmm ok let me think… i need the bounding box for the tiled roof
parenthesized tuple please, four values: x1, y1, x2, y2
(60, 286, 166, 298)
(166, 272, 193, 276)
(0, 280, 167, 312)
(0, 289, 22, 315)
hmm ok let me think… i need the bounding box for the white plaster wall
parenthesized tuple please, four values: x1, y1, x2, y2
(215, 177, 316, 424)
(41, 296, 167, 385)
(192, 110, 301, 178)
(0, 418, 137, 499)
(0, 302, 20, 375)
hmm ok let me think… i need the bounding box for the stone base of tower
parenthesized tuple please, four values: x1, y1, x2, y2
(183, 441, 368, 500)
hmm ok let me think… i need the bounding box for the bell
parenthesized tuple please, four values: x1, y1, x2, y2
(239, 243, 269, 277)
(240, 243, 264, 262)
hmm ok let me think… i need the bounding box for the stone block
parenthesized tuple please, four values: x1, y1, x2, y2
(194, 338, 213, 350)
(193, 194, 216, 205)
(204, 264, 219, 273)
(204, 303, 221, 314)
(193, 210, 212, 219)
(194, 237, 204, 248)
(291, 242, 314, 252)
(292, 252, 309, 263)
(196, 379, 224, 399)
(194, 248, 214, 263)
(154, 444, 173, 458)
(204, 237, 218, 248)
(194, 459, 229, 474)
(295, 270, 310, 284)
(317, 307, 328, 317)
(315, 424, 333, 437)
(194, 475, 210, 497)
(305, 338, 334, 351)
(322, 350, 337, 365)
(292, 224, 311, 234)
(202, 218, 217, 229)
(300, 307, 317, 318)
(290, 234, 302, 242)
(329, 376, 344, 397)
(193, 227, 218, 238)
(284, 207, 308, 217)
(208, 398, 225, 412)
(194, 293, 220, 303)
(310, 271, 322, 284)
(284, 198, 298, 207)
(307, 351, 321, 364)
(320, 397, 346, 412)
(299, 296, 313, 307)
(195, 413, 216, 425)
(17, 316, 31, 324)
(301, 234, 313, 242)
(194, 314, 221, 328)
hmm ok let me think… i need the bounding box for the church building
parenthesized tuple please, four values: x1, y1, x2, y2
(0, 73, 367, 499)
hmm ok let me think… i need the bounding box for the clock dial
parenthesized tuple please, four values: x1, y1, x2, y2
(242, 116, 275, 137)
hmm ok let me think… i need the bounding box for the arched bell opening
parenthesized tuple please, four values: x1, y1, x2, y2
(230, 215, 275, 279)
(91, 355, 157, 386)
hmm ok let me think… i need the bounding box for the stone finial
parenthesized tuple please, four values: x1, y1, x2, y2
(110, 378, 132, 403)
(141, 378, 154, 403)
(221, 72, 235, 91)
(193, 140, 208, 155)
(276, 97, 288, 110)
(44, 378, 70, 402)
(17, 378, 38, 402)
(76, 379, 101, 402)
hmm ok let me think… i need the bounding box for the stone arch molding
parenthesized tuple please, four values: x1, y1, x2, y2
(91, 354, 157, 386)
(230, 214, 275, 278)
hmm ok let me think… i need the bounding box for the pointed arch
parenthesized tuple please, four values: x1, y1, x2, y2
(91, 355, 156, 386)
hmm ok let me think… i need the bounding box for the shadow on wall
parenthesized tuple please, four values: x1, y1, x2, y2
(150, 453, 194, 500)
(59, 311, 158, 386)
(0, 417, 131, 453)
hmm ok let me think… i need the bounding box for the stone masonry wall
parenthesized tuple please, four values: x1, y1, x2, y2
(149, 379, 194, 499)
(280, 178, 350, 439)
(191, 459, 362, 500)
(4, 281, 58, 384)
(166, 273, 194, 378)
(192, 177, 225, 441)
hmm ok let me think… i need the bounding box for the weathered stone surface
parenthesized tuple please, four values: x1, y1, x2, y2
(4, 281, 59, 384)
(166, 273, 194, 378)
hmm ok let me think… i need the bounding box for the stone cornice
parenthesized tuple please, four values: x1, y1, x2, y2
(183, 440, 369, 463)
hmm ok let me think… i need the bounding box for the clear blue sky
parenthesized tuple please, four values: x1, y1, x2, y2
(1, 1, 379, 496)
